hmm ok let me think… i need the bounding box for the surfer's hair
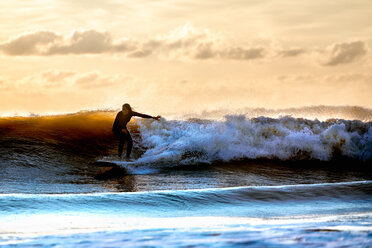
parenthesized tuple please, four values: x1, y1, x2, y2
(122, 103, 132, 112)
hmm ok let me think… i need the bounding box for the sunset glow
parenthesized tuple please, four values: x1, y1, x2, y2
(1, 0, 371, 115)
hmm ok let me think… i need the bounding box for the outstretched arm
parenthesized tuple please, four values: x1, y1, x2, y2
(132, 111, 161, 120)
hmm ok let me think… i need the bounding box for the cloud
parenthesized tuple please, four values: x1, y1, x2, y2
(154, 24, 266, 60)
(276, 73, 372, 89)
(2, 25, 368, 65)
(6, 70, 128, 92)
(322, 73, 372, 88)
(321, 40, 368, 66)
(0, 25, 265, 61)
(0, 30, 134, 56)
(72, 72, 126, 88)
(221, 47, 265, 60)
(278, 48, 306, 57)
(40, 70, 75, 83)
(0, 31, 60, 55)
(47, 30, 137, 55)
(277, 74, 314, 83)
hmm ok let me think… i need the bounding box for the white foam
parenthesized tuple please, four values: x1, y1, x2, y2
(137, 115, 372, 164)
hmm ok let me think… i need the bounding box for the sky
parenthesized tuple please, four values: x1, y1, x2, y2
(0, 0, 371, 115)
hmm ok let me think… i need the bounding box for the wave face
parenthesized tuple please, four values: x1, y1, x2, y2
(0, 110, 371, 171)
(0, 111, 116, 167)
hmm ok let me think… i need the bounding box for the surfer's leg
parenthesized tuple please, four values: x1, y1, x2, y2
(118, 133, 125, 158)
(125, 132, 133, 158)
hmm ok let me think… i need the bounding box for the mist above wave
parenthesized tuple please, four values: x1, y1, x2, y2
(2, 105, 372, 122)
(175, 105, 372, 122)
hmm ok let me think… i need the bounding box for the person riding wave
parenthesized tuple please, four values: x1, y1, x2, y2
(112, 103, 160, 160)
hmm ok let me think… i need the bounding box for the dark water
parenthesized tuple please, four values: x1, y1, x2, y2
(0, 111, 371, 247)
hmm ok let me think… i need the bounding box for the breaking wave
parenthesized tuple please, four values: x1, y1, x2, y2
(0, 107, 371, 170)
(138, 115, 372, 164)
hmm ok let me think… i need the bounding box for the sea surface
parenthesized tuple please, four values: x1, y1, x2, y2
(0, 108, 371, 247)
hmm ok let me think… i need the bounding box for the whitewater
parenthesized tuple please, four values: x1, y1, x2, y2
(138, 115, 371, 164)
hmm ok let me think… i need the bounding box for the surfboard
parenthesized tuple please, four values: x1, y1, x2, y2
(93, 156, 161, 176)
(93, 159, 138, 167)
(92, 159, 131, 179)
(93, 161, 121, 167)
(92, 158, 142, 174)
(93, 142, 172, 170)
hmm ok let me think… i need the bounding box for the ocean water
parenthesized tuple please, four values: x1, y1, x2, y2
(0, 109, 371, 247)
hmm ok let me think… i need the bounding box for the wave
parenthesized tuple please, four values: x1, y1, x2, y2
(0, 111, 117, 168)
(1, 181, 371, 218)
(0, 109, 371, 171)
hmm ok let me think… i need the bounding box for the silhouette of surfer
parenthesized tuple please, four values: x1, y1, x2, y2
(113, 103, 160, 160)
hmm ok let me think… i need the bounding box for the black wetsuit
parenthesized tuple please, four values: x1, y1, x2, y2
(112, 111, 153, 158)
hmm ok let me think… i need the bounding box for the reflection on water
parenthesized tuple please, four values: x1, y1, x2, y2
(1, 159, 370, 194)
(94, 161, 372, 193)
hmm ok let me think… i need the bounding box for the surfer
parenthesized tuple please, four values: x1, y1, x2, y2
(113, 103, 161, 160)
